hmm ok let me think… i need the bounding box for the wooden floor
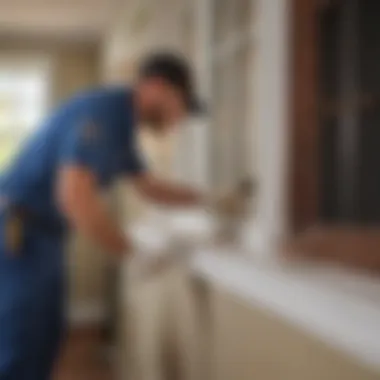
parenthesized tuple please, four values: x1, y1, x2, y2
(54, 327, 114, 380)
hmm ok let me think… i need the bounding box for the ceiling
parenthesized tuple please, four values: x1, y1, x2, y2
(0, 0, 121, 42)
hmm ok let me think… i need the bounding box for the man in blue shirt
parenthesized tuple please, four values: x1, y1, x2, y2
(0, 52, 206, 379)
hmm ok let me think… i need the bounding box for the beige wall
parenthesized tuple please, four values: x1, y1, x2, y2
(210, 288, 380, 380)
(102, 0, 189, 83)
(0, 38, 100, 105)
(50, 46, 99, 104)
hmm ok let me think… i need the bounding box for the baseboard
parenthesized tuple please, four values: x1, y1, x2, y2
(68, 302, 107, 326)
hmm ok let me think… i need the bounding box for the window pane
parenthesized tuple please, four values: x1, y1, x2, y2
(0, 62, 48, 171)
(0, 134, 19, 169)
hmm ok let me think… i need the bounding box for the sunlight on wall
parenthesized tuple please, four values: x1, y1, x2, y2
(0, 56, 50, 169)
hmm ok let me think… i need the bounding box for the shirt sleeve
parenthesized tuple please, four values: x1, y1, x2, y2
(58, 113, 108, 179)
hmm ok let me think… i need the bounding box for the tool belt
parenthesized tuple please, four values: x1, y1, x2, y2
(0, 197, 66, 257)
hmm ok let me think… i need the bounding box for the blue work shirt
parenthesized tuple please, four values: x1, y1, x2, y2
(0, 86, 145, 229)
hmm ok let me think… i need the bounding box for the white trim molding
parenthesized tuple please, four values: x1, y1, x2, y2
(192, 250, 380, 372)
(250, 0, 290, 254)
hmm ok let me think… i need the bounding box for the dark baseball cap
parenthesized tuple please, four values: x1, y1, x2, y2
(138, 52, 206, 115)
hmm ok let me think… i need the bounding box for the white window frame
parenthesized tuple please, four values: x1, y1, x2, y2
(244, 0, 290, 255)
(192, 0, 290, 255)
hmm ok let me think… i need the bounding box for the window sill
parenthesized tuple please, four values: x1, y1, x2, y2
(191, 249, 380, 371)
(124, 211, 380, 371)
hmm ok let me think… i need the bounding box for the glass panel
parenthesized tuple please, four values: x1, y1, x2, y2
(0, 64, 48, 171)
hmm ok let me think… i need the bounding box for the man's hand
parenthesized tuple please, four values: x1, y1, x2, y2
(132, 173, 203, 207)
(208, 179, 254, 219)
(212, 193, 248, 218)
(57, 166, 131, 256)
